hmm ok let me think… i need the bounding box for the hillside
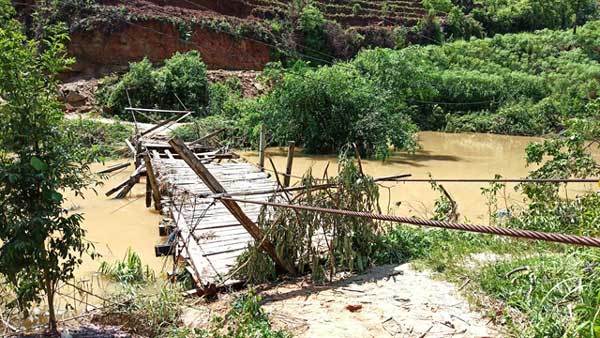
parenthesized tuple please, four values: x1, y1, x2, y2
(16, 0, 430, 80)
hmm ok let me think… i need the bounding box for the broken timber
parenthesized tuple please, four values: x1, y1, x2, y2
(136, 134, 295, 292)
(169, 137, 296, 275)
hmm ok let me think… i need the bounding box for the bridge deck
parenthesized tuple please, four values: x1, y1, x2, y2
(149, 155, 279, 287)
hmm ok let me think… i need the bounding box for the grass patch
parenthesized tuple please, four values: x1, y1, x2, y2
(479, 251, 600, 337)
(99, 248, 155, 284)
(62, 118, 132, 160)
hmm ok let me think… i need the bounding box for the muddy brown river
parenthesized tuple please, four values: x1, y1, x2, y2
(69, 132, 600, 275)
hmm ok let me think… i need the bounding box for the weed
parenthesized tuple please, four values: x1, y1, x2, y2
(99, 248, 155, 284)
(196, 290, 291, 338)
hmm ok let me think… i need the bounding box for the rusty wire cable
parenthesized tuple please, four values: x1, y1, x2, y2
(219, 197, 600, 248)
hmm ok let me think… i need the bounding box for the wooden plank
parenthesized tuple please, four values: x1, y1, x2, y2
(164, 149, 175, 159)
(172, 208, 220, 288)
(144, 154, 162, 210)
(169, 137, 297, 275)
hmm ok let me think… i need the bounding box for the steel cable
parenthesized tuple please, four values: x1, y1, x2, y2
(219, 197, 600, 248)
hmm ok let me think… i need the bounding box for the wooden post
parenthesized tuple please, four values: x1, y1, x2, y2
(145, 176, 152, 208)
(284, 141, 295, 188)
(258, 125, 266, 171)
(144, 154, 162, 210)
(169, 137, 297, 275)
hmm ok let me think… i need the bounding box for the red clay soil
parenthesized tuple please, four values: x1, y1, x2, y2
(67, 18, 270, 79)
(59, 0, 428, 79)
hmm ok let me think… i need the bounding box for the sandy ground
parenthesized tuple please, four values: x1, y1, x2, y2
(257, 263, 500, 338)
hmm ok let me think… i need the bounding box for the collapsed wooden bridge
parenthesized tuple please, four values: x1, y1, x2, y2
(106, 108, 294, 293)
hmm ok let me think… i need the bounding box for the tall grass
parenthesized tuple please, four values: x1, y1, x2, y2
(98, 248, 155, 284)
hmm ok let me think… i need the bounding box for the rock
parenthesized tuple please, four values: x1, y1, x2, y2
(181, 307, 211, 328)
(66, 91, 87, 104)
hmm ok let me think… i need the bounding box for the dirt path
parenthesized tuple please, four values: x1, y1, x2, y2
(260, 263, 499, 338)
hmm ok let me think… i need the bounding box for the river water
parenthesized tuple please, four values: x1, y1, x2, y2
(67, 131, 599, 275)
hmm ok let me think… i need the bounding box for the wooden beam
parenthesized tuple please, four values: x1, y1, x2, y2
(96, 162, 130, 174)
(140, 112, 191, 138)
(105, 165, 145, 197)
(284, 141, 295, 188)
(125, 139, 136, 156)
(145, 176, 152, 208)
(190, 128, 226, 146)
(353, 143, 364, 176)
(169, 137, 297, 275)
(144, 154, 162, 211)
(258, 125, 266, 170)
(125, 107, 191, 114)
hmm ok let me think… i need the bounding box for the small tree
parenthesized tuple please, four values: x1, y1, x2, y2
(0, 3, 98, 335)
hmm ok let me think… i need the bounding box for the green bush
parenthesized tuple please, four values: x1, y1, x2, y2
(99, 248, 155, 284)
(351, 21, 600, 134)
(373, 227, 432, 265)
(96, 51, 209, 119)
(261, 62, 417, 157)
(297, 4, 331, 64)
(472, 0, 598, 34)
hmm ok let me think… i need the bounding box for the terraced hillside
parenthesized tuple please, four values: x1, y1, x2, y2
(133, 0, 428, 27)
(18, 0, 430, 79)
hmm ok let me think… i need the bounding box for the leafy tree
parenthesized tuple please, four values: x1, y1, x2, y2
(96, 51, 209, 119)
(297, 4, 331, 64)
(0, 4, 98, 334)
(261, 62, 417, 157)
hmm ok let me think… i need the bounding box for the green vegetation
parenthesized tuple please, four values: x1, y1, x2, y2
(234, 150, 431, 283)
(261, 62, 418, 156)
(96, 51, 209, 118)
(99, 248, 155, 284)
(0, 5, 99, 334)
(170, 22, 599, 157)
(471, 0, 598, 35)
(181, 291, 291, 338)
(98, 252, 287, 338)
(62, 118, 133, 159)
(480, 252, 600, 337)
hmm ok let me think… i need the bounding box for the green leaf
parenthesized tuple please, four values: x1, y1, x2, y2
(51, 191, 63, 202)
(8, 174, 18, 183)
(30, 157, 47, 171)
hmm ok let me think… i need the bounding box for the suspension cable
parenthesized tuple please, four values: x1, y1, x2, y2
(218, 197, 600, 248)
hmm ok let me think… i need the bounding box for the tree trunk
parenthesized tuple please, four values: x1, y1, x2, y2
(45, 276, 59, 336)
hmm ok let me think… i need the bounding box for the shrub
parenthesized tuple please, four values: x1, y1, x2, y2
(297, 4, 331, 63)
(96, 51, 209, 119)
(261, 62, 417, 157)
(472, 0, 598, 34)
